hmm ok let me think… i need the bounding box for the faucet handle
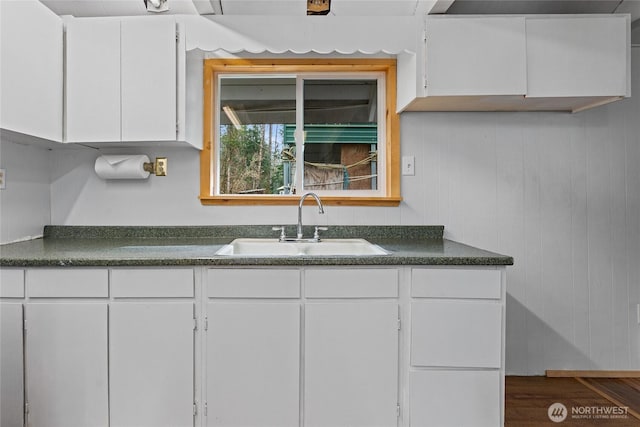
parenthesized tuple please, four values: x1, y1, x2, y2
(272, 226, 287, 241)
(313, 226, 329, 240)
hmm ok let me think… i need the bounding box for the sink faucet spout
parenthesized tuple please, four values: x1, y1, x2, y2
(297, 192, 325, 239)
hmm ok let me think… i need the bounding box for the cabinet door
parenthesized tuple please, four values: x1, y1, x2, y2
(110, 302, 194, 427)
(410, 370, 501, 427)
(425, 17, 526, 96)
(65, 18, 121, 142)
(526, 16, 629, 97)
(1, 303, 23, 427)
(25, 303, 108, 427)
(121, 17, 177, 141)
(0, 0, 63, 141)
(304, 302, 399, 427)
(206, 302, 300, 427)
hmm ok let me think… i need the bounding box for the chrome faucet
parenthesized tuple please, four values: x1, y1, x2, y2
(297, 192, 325, 239)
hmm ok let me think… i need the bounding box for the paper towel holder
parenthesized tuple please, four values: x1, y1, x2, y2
(143, 157, 168, 176)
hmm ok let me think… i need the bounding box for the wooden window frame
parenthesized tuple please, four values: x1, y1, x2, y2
(200, 58, 401, 206)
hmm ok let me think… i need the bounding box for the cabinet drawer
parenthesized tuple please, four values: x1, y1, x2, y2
(208, 269, 300, 298)
(410, 370, 501, 427)
(412, 268, 501, 299)
(305, 269, 398, 298)
(411, 300, 502, 368)
(27, 269, 108, 298)
(0, 269, 25, 298)
(111, 269, 194, 298)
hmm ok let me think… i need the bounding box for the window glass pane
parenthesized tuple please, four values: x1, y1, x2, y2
(218, 76, 296, 195)
(302, 79, 378, 191)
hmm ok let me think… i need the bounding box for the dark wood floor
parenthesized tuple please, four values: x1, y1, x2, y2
(506, 376, 640, 426)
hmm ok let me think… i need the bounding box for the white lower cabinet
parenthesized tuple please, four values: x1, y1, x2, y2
(110, 302, 195, 427)
(206, 269, 301, 427)
(409, 267, 505, 427)
(5, 264, 505, 427)
(411, 300, 502, 368)
(0, 302, 24, 427)
(303, 266, 400, 427)
(304, 301, 399, 427)
(109, 268, 196, 427)
(205, 267, 401, 427)
(17, 267, 195, 427)
(410, 370, 501, 427)
(25, 303, 109, 427)
(22, 269, 109, 427)
(206, 302, 301, 427)
(0, 269, 24, 427)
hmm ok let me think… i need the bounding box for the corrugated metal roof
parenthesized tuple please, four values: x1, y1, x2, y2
(284, 124, 377, 145)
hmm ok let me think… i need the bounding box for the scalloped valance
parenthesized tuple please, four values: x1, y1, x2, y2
(182, 15, 418, 55)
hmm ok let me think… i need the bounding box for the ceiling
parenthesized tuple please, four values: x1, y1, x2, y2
(39, 0, 640, 24)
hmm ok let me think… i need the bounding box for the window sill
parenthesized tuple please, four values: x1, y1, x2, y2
(199, 195, 402, 207)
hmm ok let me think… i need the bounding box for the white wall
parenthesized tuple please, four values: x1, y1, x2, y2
(0, 135, 51, 243)
(49, 144, 402, 226)
(402, 93, 639, 375)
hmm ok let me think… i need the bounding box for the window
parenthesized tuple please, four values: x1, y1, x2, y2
(200, 59, 400, 206)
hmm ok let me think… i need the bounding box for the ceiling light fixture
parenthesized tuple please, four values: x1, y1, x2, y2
(307, 0, 330, 15)
(143, 0, 169, 13)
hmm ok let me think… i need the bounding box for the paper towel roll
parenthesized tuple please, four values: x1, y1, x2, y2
(94, 155, 151, 180)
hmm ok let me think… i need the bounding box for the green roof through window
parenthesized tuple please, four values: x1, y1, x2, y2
(283, 124, 377, 145)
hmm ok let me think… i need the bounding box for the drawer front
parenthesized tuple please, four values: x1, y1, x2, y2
(410, 370, 501, 427)
(412, 268, 501, 299)
(0, 269, 25, 298)
(111, 269, 194, 298)
(208, 269, 300, 298)
(305, 269, 398, 298)
(27, 269, 108, 298)
(411, 300, 502, 368)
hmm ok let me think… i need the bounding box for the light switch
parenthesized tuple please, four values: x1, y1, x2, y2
(402, 156, 415, 176)
(0, 168, 5, 190)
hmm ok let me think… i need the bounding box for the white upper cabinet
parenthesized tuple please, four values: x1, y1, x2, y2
(0, 0, 63, 141)
(65, 16, 180, 143)
(65, 19, 121, 142)
(526, 16, 630, 99)
(424, 17, 527, 97)
(400, 14, 631, 113)
(121, 17, 177, 142)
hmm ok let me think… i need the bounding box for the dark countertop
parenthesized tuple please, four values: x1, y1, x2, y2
(0, 226, 514, 267)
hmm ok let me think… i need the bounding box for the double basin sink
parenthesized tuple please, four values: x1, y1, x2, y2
(215, 238, 389, 257)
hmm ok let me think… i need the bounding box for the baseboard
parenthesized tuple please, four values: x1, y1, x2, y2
(546, 370, 640, 378)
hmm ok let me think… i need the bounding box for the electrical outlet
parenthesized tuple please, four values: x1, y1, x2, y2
(0, 168, 5, 190)
(402, 156, 415, 176)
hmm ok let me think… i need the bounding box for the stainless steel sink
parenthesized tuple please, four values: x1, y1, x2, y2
(215, 238, 389, 257)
